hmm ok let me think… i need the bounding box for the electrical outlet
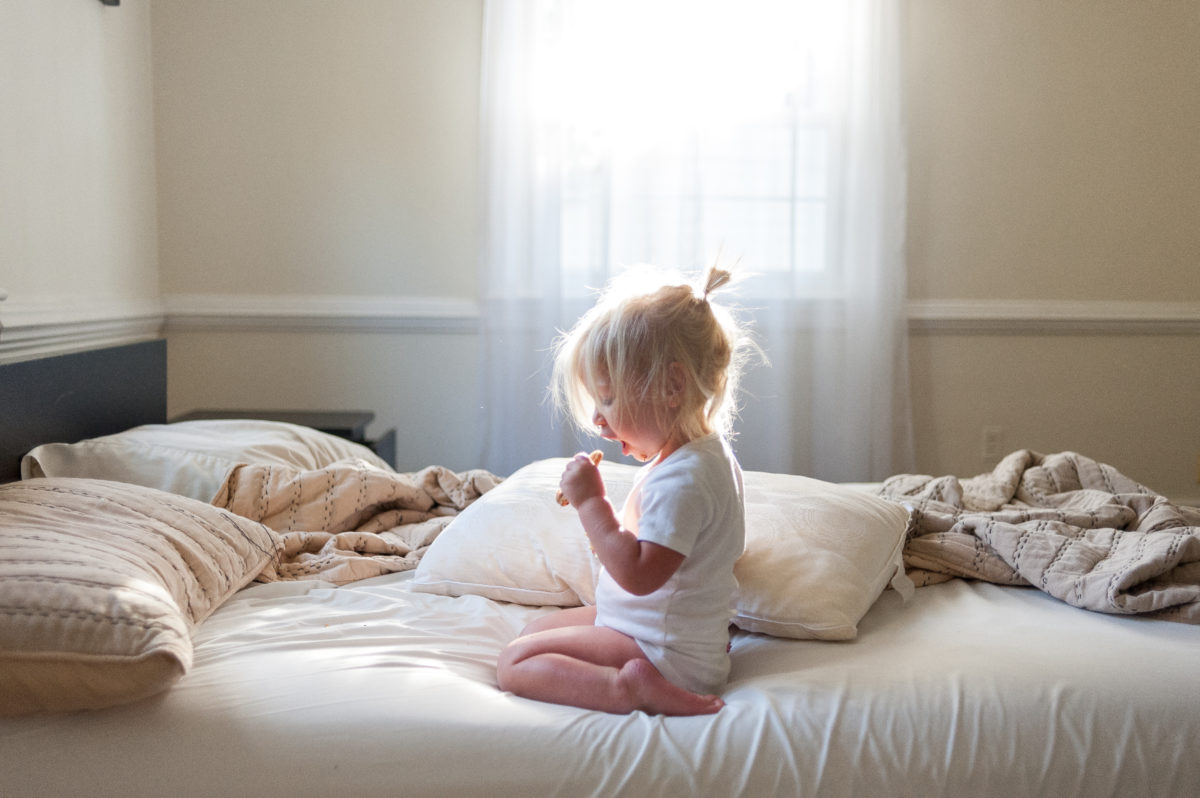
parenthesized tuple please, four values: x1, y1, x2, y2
(981, 426, 1005, 461)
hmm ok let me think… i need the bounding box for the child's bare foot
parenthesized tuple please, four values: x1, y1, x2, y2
(618, 659, 724, 716)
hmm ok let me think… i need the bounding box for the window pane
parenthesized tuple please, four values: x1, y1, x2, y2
(544, 0, 850, 299)
(696, 123, 795, 199)
(693, 198, 794, 274)
(793, 200, 825, 275)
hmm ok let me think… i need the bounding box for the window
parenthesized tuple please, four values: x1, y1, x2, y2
(479, 0, 911, 478)
(535, 0, 848, 298)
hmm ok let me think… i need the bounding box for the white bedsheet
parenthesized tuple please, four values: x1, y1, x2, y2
(3, 575, 1198, 797)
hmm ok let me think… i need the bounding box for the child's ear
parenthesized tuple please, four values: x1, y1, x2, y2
(666, 362, 686, 408)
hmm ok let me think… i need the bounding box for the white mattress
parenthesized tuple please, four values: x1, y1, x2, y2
(3, 574, 1198, 797)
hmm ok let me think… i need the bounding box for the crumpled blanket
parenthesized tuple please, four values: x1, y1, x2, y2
(880, 450, 1200, 622)
(212, 459, 502, 585)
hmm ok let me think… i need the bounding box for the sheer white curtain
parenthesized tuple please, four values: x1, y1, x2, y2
(478, 0, 912, 481)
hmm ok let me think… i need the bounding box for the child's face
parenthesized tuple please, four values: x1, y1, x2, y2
(590, 375, 676, 462)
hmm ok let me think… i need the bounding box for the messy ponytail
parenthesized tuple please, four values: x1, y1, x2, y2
(701, 265, 733, 300)
(551, 264, 759, 445)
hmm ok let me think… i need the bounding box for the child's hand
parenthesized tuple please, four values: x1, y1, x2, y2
(557, 450, 604, 507)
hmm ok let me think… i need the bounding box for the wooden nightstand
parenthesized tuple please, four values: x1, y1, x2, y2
(171, 409, 397, 468)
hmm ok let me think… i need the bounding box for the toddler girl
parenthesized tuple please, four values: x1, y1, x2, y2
(496, 266, 755, 715)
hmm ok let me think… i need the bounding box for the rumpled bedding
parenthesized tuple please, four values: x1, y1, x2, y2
(211, 450, 1200, 623)
(212, 460, 501, 585)
(881, 450, 1200, 622)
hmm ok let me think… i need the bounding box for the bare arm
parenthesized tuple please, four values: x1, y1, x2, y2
(575, 496, 684, 595)
(560, 453, 685, 596)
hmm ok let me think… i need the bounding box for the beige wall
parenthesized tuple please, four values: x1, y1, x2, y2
(152, 0, 480, 299)
(0, 0, 159, 351)
(166, 328, 482, 471)
(3, 1, 1197, 496)
(906, 0, 1200, 302)
(904, 0, 1200, 498)
(150, 0, 484, 471)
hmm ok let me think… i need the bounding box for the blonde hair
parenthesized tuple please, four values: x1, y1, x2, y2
(551, 265, 756, 445)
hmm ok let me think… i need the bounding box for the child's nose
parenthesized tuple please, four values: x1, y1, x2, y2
(592, 408, 605, 427)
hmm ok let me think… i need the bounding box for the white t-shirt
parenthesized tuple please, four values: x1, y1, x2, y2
(594, 432, 745, 693)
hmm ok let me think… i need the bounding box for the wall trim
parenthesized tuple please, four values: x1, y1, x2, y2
(165, 295, 1200, 335)
(162, 293, 480, 334)
(3, 295, 1198, 361)
(0, 296, 164, 363)
(908, 299, 1200, 335)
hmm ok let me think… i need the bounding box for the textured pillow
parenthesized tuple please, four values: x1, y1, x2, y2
(21, 419, 392, 502)
(0, 478, 277, 715)
(411, 458, 911, 640)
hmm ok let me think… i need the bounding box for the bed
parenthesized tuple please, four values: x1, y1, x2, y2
(2, 341, 1198, 797)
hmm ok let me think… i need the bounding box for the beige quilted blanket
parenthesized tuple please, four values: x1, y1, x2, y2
(880, 450, 1200, 622)
(212, 460, 501, 585)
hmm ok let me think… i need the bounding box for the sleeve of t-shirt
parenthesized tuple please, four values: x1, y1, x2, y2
(633, 460, 714, 558)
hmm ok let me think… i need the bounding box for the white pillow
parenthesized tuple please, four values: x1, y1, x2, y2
(411, 458, 912, 640)
(733, 470, 912, 640)
(412, 459, 626, 605)
(21, 420, 392, 503)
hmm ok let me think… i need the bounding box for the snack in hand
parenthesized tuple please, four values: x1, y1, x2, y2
(556, 450, 604, 506)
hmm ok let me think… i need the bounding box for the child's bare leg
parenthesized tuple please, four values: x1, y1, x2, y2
(497, 624, 722, 716)
(518, 605, 597, 637)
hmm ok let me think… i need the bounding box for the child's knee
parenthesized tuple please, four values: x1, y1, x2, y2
(495, 639, 528, 691)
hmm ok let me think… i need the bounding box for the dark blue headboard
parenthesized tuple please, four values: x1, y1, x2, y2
(0, 339, 166, 482)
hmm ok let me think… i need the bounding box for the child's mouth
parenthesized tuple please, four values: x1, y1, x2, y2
(600, 431, 635, 459)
